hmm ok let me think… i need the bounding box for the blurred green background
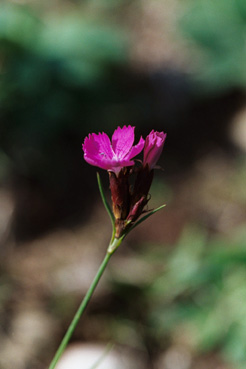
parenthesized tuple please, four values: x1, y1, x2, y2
(0, 1, 246, 368)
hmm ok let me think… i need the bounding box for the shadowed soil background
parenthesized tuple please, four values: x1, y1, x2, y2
(0, 1, 246, 369)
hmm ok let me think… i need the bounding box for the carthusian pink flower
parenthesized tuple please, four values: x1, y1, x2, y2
(83, 126, 145, 175)
(83, 126, 167, 238)
(143, 130, 167, 170)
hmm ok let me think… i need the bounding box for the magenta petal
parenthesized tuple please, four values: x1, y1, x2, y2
(128, 136, 145, 159)
(83, 154, 109, 169)
(83, 151, 115, 170)
(84, 132, 114, 159)
(83, 125, 146, 173)
(96, 132, 114, 159)
(83, 132, 114, 169)
(110, 159, 135, 175)
(112, 125, 135, 159)
(144, 131, 166, 169)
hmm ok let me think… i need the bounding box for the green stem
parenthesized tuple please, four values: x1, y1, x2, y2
(48, 241, 119, 369)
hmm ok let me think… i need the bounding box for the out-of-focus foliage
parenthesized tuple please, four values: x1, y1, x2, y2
(109, 224, 246, 369)
(148, 227, 246, 369)
(181, 0, 246, 92)
(0, 2, 246, 368)
(0, 2, 131, 236)
(0, 2, 127, 179)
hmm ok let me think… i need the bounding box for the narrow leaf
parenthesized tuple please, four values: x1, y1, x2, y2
(97, 172, 115, 233)
(127, 204, 166, 234)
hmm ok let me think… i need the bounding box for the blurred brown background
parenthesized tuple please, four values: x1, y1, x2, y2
(0, 1, 246, 368)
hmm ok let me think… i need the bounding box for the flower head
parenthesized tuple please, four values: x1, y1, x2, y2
(83, 126, 145, 175)
(83, 126, 167, 239)
(143, 130, 166, 170)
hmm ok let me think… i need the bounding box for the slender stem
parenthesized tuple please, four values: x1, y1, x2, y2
(48, 251, 113, 369)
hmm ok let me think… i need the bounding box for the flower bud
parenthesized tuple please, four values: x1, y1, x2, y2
(143, 130, 166, 169)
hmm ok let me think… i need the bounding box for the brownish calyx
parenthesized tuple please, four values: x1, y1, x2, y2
(128, 166, 154, 222)
(109, 169, 130, 221)
(127, 195, 147, 222)
(109, 166, 154, 238)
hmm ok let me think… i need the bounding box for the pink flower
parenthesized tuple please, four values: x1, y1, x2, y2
(143, 130, 166, 169)
(83, 126, 145, 175)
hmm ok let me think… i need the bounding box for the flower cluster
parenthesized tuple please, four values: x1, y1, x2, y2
(83, 126, 166, 238)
